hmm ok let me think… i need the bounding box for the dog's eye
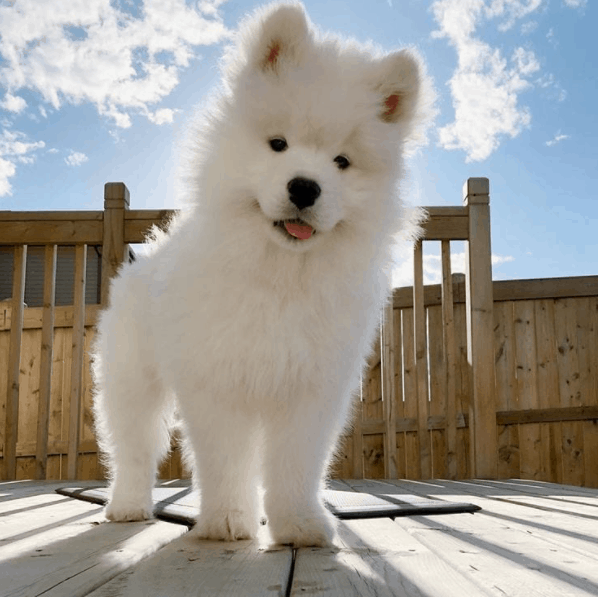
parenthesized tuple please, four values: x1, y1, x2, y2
(334, 155, 350, 170)
(269, 137, 288, 152)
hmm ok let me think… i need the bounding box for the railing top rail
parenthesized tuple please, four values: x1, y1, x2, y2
(0, 206, 470, 245)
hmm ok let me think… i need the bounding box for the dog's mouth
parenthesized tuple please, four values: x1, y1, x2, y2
(273, 218, 316, 241)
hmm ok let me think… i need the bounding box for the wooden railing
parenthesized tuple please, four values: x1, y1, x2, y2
(327, 178, 499, 481)
(331, 272, 598, 486)
(1, 183, 172, 480)
(8, 178, 590, 485)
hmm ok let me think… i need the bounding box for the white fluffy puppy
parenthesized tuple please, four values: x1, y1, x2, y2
(92, 1, 431, 547)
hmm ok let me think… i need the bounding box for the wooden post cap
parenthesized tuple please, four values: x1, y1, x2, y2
(104, 182, 130, 209)
(462, 178, 490, 205)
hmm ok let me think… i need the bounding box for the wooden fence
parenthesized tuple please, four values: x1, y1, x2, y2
(331, 275, 598, 487)
(1, 179, 596, 485)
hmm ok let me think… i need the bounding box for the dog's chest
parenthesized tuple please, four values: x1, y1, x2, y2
(159, 274, 374, 399)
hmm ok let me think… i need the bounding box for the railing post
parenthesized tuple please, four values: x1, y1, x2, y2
(413, 239, 431, 478)
(35, 244, 57, 480)
(67, 244, 87, 480)
(382, 302, 397, 479)
(101, 183, 130, 307)
(464, 177, 498, 479)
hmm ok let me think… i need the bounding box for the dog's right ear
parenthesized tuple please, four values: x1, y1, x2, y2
(240, 2, 311, 75)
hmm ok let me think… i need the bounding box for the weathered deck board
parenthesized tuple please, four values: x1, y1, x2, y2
(472, 478, 598, 506)
(360, 479, 598, 596)
(292, 517, 483, 596)
(0, 481, 186, 597)
(2, 479, 598, 597)
(87, 535, 293, 597)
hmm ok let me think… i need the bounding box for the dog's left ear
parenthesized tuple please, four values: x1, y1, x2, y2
(243, 3, 311, 76)
(372, 49, 422, 125)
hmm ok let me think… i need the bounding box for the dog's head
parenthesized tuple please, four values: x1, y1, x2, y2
(195, 2, 432, 253)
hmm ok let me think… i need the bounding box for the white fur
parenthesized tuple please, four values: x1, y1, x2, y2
(92, 1, 431, 547)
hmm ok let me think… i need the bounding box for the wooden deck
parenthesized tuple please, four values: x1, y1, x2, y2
(2, 479, 598, 596)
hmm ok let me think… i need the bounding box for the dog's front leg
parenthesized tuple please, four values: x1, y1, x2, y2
(261, 393, 346, 548)
(184, 404, 262, 541)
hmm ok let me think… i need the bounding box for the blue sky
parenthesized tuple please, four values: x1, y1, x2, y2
(0, 0, 595, 286)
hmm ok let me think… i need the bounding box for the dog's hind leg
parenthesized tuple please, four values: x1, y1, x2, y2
(93, 361, 173, 522)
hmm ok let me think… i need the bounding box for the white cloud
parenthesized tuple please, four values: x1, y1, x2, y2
(563, 0, 587, 8)
(485, 0, 543, 31)
(0, 0, 229, 128)
(0, 0, 228, 195)
(492, 254, 516, 266)
(0, 129, 45, 195)
(521, 21, 538, 34)
(432, 0, 543, 162)
(546, 131, 569, 146)
(0, 157, 16, 197)
(147, 107, 176, 125)
(420, 251, 467, 285)
(1, 93, 27, 114)
(536, 73, 567, 102)
(392, 250, 514, 287)
(64, 150, 89, 166)
(511, 47, 540, 76)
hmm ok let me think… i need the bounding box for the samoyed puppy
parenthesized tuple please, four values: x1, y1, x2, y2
(92, 1, 431, 547)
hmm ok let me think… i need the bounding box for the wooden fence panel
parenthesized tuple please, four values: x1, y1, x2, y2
(1, 179, 597, 487)
(534, 299, 562, 482)
(585, 297, 598, 487)
(494, 301, 520, 479)
(362, 329, 384, 479)
(16, 326, 42, 479)
(514, 300, 542, 480)
(555, 298, 585, 486)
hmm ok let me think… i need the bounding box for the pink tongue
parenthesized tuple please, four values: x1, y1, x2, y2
(284, 221, 313, 240)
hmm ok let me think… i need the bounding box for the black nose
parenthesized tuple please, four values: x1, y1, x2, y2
(287, 177, 321, 210)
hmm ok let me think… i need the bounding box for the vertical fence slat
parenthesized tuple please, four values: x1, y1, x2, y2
(67, 244, 87, 480)
(393, 305, 406, 478)
(5, 245, 27, 480)
(428, 303, 446, 478)
(382, 301, 397, 478)
(352, 379, 364, 479)
(464, 177, 498, 479)
(363, 335, 384, 478)
(494, 301, 520, 479)
(402, 308, 419, 477)
(35, 244, 57, 480)
(441, 241, 458, 479)
(413, 240, 431, 478)
(514, 301, 541, 480)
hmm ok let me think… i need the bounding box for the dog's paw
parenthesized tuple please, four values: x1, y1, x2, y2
(268, 507, 337, 547)
(105, 496, 153, 522)
(191, 508, 257, 541)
